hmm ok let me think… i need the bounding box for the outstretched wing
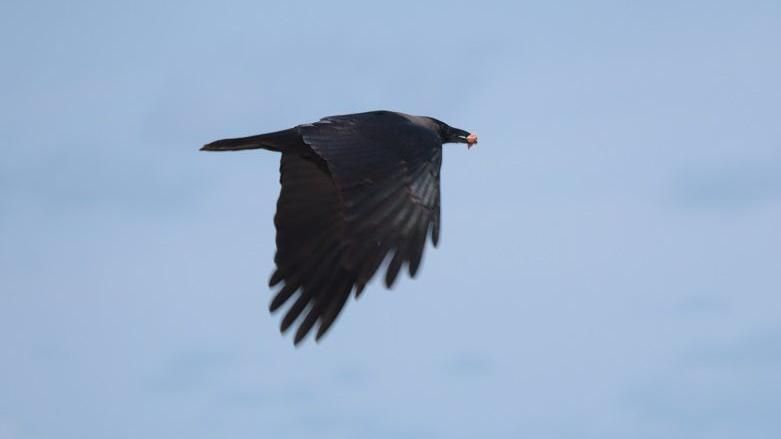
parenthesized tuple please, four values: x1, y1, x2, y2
(269, 112, 442, 344)
(269, 153, 356, 344)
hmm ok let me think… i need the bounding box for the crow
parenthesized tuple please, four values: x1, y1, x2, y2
(202, 110, 478, 344)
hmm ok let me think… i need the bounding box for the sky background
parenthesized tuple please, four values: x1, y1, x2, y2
(2, 1, 780, 438)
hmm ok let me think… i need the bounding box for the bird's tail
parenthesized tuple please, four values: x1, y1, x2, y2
(200, 128, 299, 152)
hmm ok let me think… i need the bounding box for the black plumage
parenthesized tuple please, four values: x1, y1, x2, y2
(202, 110, 477, 344)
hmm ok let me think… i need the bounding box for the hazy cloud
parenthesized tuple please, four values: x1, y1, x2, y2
(669, 158, 781, 211)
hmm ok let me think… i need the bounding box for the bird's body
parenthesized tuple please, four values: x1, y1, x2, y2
(202, 111, 477, 344)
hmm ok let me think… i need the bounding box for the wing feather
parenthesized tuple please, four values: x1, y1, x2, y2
(270, 112, 443, 344)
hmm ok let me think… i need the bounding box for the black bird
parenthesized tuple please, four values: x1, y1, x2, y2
(202, 110, 478, 344)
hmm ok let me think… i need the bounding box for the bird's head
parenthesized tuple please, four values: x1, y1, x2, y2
(434, 120, 479, 149)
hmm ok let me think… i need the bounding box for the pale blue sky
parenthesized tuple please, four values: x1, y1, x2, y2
(2, 1, 780, 438)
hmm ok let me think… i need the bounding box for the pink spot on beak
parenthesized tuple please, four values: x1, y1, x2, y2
(466, 133, 478, 149)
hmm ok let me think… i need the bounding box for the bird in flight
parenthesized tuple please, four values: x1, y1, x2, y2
(202, 110, 478, 344)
